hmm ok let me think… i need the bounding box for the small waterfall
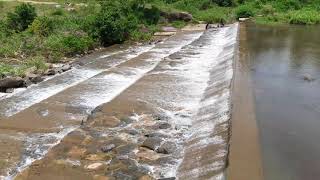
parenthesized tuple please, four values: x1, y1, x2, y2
(178, 24, 238, 180)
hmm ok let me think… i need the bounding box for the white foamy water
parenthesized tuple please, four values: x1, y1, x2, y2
(68, 32, 203, 112)
(177, 24, 238, 180)
(4, 126, 77, 180)
(1, 69, 101, 117)
(128, 26, 239, 179)
(0, 45, 153, 117)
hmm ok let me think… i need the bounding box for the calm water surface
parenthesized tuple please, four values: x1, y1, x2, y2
(244, 22, 320, 180)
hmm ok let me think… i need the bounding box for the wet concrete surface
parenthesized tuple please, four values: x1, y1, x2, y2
(0, 24, 238, 180)
(227, 23, 264, 180)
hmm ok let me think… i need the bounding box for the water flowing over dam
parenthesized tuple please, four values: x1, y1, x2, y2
(0, 24, 238, 180)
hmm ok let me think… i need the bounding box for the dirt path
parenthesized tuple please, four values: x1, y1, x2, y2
(227, 23, 264, 180)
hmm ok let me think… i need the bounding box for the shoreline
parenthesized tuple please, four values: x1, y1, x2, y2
(227, 23, 264, 180)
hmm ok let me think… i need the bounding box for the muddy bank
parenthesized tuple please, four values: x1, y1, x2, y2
(226, 23, 263, 180)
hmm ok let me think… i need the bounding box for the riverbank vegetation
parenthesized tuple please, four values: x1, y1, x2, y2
(0, 0, 319, 78)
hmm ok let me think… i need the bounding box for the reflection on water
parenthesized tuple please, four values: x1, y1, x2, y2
(244, 22, 320, 180)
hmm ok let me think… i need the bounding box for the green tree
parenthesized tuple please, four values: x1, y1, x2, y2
(7, 3, 37, 32)
(92, 0, 138, 45)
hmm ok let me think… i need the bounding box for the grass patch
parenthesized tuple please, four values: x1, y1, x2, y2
(288, 10, 320, 25)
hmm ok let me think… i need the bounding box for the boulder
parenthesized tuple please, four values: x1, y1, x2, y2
(44, 69, 56, 76)
(61, 64, 71, 72)
(27, 73, 44, 84)
(303, 74, 315, 82)
(23, 78, 32, 87)
(156, 141, 177, 154)
(142, 137, 163, 151)
(161, 11, 193, 22)
(0, 77, 24, 89)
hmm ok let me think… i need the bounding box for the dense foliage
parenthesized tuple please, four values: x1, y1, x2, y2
(7, 3, 37, 32)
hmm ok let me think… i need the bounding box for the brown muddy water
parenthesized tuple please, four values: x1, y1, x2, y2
(243, 22, 320, 180)
(0, 24, 238, 180)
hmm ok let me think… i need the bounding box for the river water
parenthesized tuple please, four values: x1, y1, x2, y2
(244, 22, 320, 180)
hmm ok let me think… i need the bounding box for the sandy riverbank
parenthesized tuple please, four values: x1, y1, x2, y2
(227, 23, 264, 180)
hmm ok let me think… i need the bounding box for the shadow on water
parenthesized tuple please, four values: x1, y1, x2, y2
(245, 22, 320, 180)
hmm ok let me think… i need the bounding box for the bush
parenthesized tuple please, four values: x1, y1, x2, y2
(0, 33, 22, 58)
(195, 8, 228, 23)
(26, 56, 48, 71)
(92, 1, 138, 45)
(273, 0, 301, 11)
(7, 3, 37, 32)
(289, 10, 320, 25)
(212, 0, 234, 7)
(261, 4, 276, 16)
(51, 8, 64, 16)
(29, 16, 54, 37)
(45, 33, 95, 57)
(236, 5, 254, 18)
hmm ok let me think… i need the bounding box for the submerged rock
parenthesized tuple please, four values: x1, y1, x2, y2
(5, 88, 14, 93)
(158, 178, 176, 180)
(116, 144, 137, 155)
(142, 137, 163, 151)
(145, 132, 170, 138)
(101, 144, 116, 153)
(155, 122, 171, 129)
(303, 74, 315, 82)
(85, 162, 104, 170)
(156, 141, 177, 154)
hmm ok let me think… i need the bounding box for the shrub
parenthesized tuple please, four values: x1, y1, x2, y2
(261, 4, 276, 16)
(51, 8, 64, 16)
(0, 1, 4, 10)
(141, 5, 161, 25)
(171, 20, 187, 28)
(92, 1, 138, 45)
(130, 29, 152, 41)
(0, 63, 15, 77)
(7, 3, 37, 32)
(273, 0, 301, 11)
(0, 34, 22, 58)
(29, 16, 54, 37)
(236, 5, 254, 18)
(26, 56, 48, 71)
(289, 10, 320, 25)
(195, 8, 228, 23)
(45, 33, 95, 57)
(213, 0, 234, 7)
